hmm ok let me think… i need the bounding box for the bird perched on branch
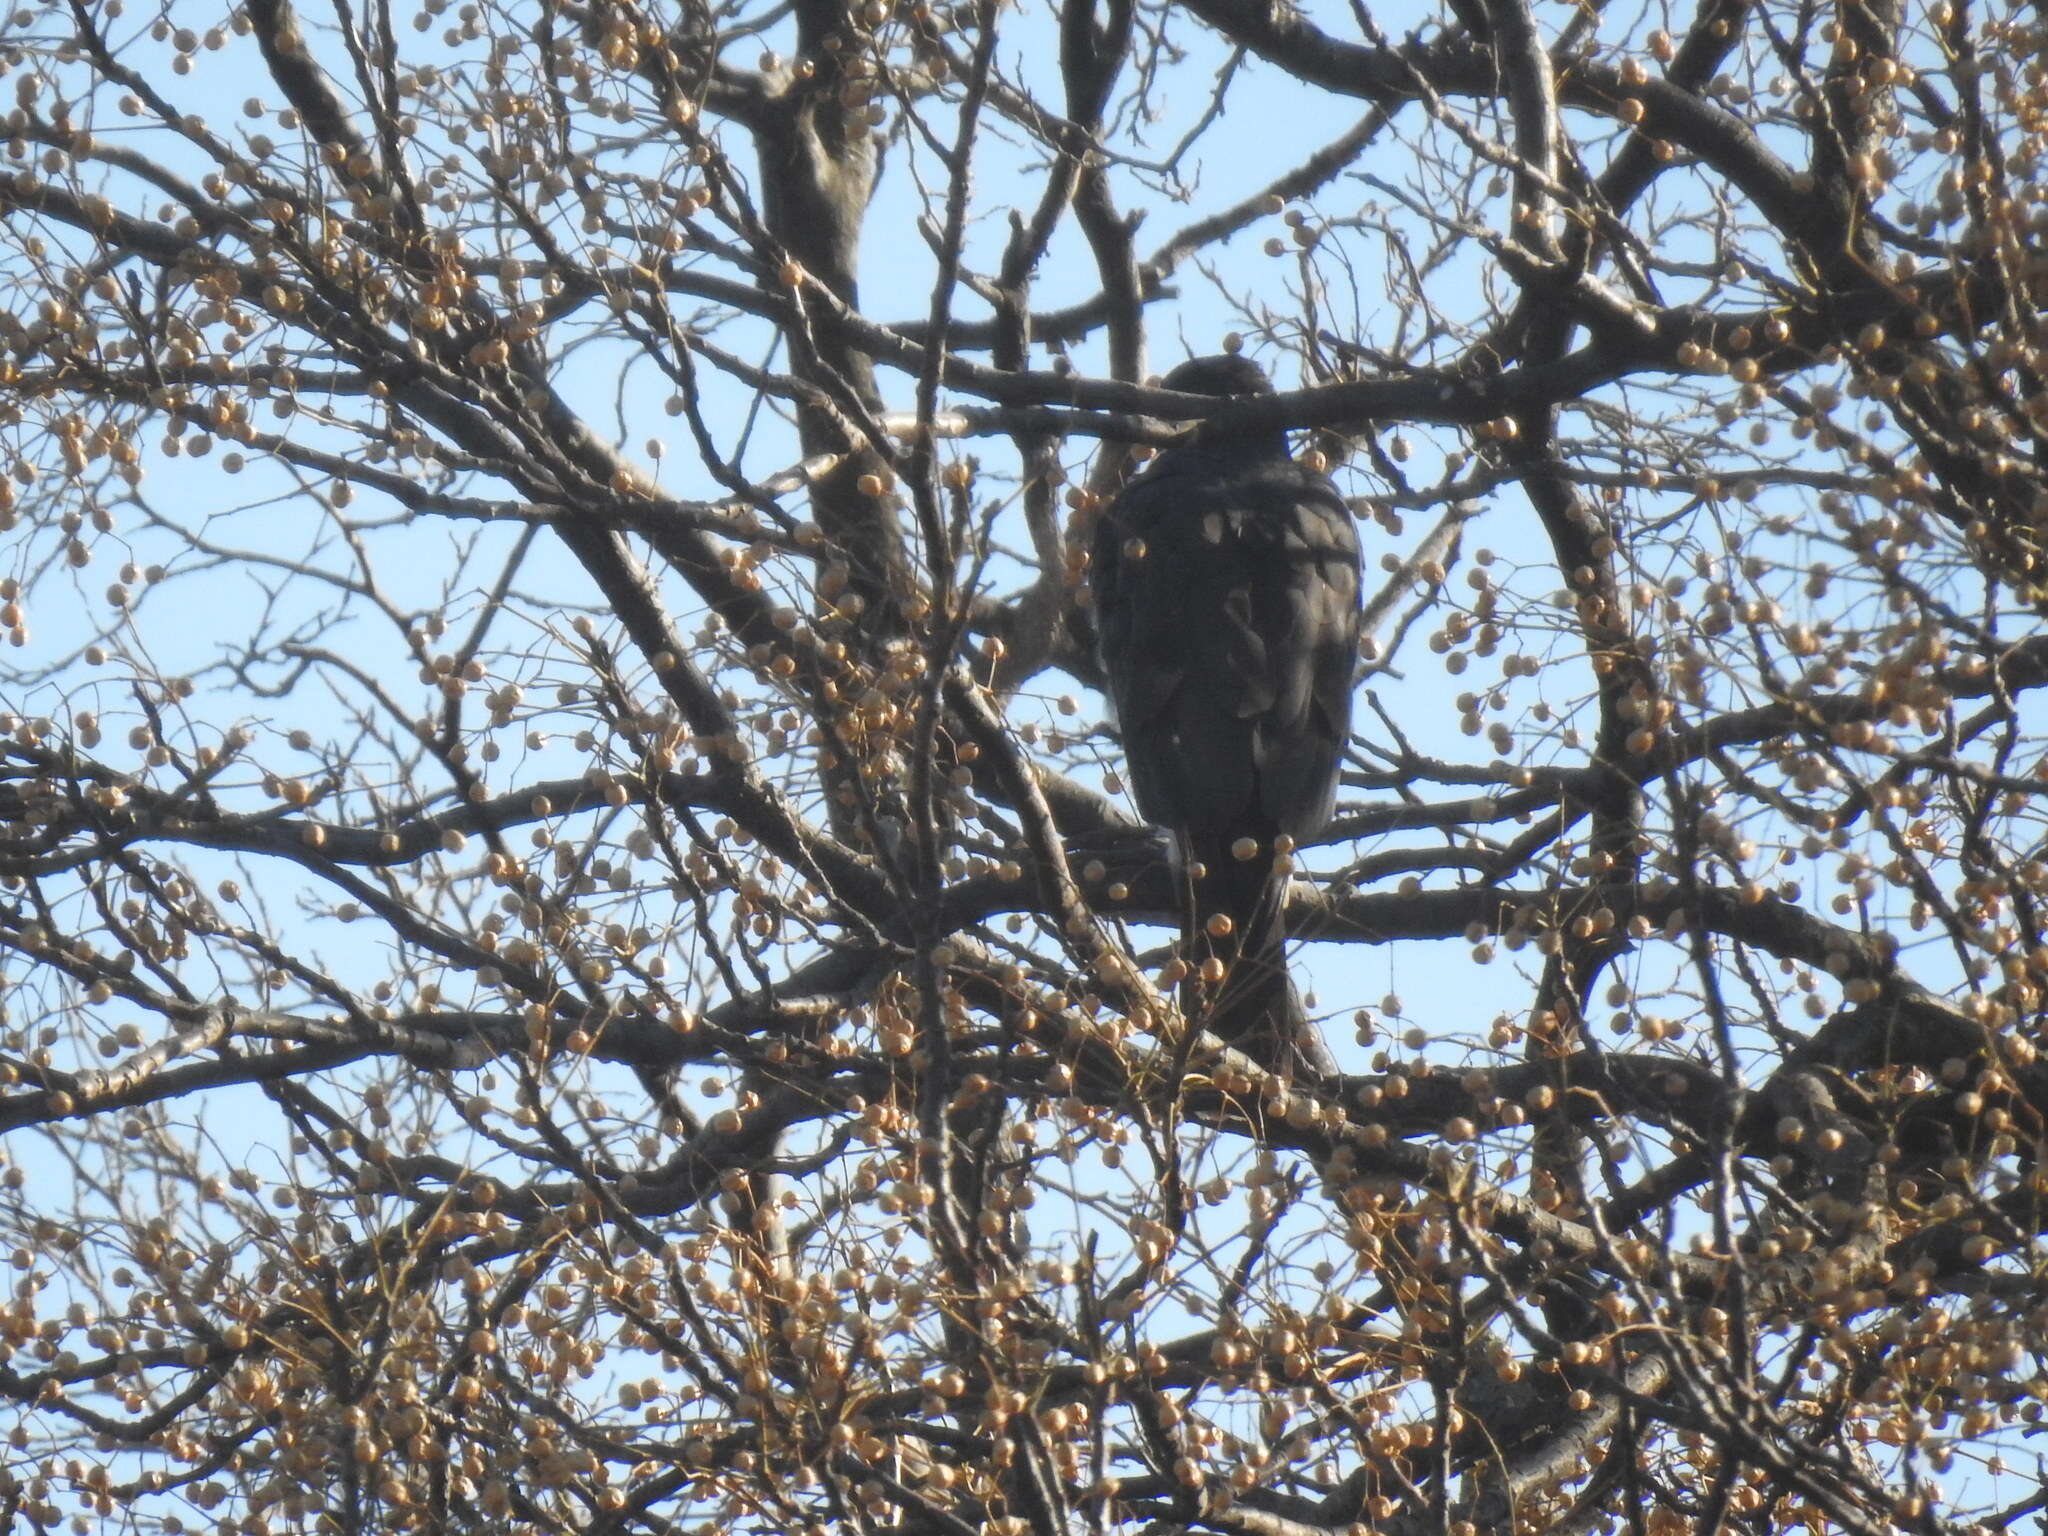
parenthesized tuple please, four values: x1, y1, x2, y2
(1091, 354, 1362, 1066)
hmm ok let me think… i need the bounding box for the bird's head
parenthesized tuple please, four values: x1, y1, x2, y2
(1156, 354, 1287, 456)
(1159, 353, 1274, 399)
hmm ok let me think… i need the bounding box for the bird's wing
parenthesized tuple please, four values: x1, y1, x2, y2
(1094, 461, 1266, 829)
(1231, 467, 1361, 839)
(1089, 466, 1187, 733)
(1294, 479, 1364, 835)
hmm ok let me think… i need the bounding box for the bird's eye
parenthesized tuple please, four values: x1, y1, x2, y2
(1122, 537, 1147, 560)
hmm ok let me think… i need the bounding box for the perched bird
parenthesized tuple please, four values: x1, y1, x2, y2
(1091, 354, 1362, 1062)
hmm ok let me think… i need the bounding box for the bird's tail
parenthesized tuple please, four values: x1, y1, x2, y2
(1180, 838, 1308, 1063)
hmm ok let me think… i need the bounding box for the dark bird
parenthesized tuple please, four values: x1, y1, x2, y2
(1091, 354, 1362, 1064)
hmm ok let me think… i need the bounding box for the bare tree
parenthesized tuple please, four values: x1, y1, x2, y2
(1, 0, 2046, 1531)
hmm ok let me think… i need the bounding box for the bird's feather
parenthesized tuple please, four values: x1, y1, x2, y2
(1090, 358, 1362, 1059)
